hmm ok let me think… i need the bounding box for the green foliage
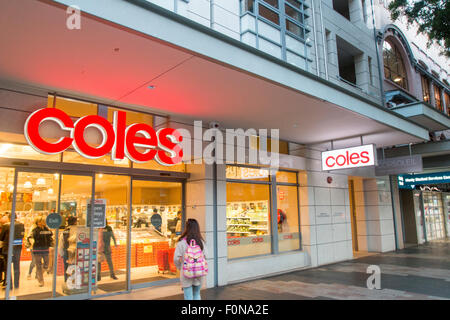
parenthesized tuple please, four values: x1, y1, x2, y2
(388, 0, 450, 57)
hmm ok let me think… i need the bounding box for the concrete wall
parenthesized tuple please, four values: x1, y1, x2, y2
(144, 0, 382, 104)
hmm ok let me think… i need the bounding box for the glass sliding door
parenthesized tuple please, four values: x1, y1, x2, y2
(92, 174, 130, 295)
(54, 174, 93, 298)
(5, 170, 60, 300)
(130, 180, 182, 287)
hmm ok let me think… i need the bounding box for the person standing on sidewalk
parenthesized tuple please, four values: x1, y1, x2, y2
(174, 219, 207, 300)
(30, 217, 53, 287)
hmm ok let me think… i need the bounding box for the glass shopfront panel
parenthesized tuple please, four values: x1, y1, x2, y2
(277, 185, 300, 252)
(6, 171, 60, 300)
(226, 182, 272, 259)
(226, 165, 270, 182)
(0, 143, 60, 162)
(0, 167, 18, 300)
(55, 174, 93, 298)
(92, 174, 130, 295)
(130, 180, 182, 286)
(423, 192, 446, 240)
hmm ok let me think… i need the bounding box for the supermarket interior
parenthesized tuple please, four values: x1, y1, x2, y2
(0, 168, 182, 299)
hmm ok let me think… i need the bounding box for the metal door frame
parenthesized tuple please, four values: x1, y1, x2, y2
(127, 175, 185, 291)
(5, 167, 95, 300)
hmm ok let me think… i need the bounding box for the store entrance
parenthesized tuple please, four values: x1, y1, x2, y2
(422, 192, 446, 241)
(1, 167, 184, 300)
(3, 169, 94, 300)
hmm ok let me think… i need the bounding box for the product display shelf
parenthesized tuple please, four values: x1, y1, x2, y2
(226, 200, 269, 237)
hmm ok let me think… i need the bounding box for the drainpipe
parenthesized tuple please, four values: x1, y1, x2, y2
(310, 0, 321, 76)
(370, 0, 386, 107)
(389, 175, 399, 250)
(318, 0, 329, 80)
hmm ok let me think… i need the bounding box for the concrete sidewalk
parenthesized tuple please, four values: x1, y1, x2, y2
(96, 240, 450, 300)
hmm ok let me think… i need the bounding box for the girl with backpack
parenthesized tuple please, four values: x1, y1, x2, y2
(174, 219, 208, 300)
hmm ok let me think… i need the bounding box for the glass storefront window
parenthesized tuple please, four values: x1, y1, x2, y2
(92, 174, 130, 295)
(63, 150, 130, 167)
(106, 107, 153, 127)
(277, 185, 300, 252)
(133, 160, 186, 172)
(226, 165, 270, 182)
(276, 170, 297, 184)
(226, 166, 301, 259)
(55, 174, 93, 297)
(48, 95, 98, 118)
(0, 143, 60, 162)
(226, 182, 272, 259)
(8, 171, 60, 299)
(130, 180, 182, 285)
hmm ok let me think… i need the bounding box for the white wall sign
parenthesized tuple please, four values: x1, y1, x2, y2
(322, 144, 376, 171)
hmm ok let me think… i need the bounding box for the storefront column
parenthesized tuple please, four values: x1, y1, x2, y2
(297, 146, 353, 266)
(185, 163, 227, 288)
(354, 177, 396, 252)
(390, 176, 405, 249)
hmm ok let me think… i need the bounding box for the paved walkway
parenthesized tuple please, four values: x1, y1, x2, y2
(98, 240, 450, 300)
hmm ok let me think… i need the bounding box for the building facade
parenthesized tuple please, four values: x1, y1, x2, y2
(0, 0, 447, 300)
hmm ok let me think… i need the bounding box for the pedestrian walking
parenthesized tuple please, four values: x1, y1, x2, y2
(174, 218, 208, 300)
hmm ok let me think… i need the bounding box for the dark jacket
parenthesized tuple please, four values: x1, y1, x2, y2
(31, 226, 53, 252)
(0, 222, 25, 254)
(101, 226, 117, 254)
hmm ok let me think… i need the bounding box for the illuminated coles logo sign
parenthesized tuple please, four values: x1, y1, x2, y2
(322, 144, 376, 171)
(24, 108, 183, 165)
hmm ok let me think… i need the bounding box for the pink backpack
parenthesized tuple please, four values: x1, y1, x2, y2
(182, 239, 208, 279)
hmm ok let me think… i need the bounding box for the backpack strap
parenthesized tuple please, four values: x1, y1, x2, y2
(189, 239, 196, 247)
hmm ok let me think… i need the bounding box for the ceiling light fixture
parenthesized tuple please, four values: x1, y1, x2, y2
(394, 77, 402, 82)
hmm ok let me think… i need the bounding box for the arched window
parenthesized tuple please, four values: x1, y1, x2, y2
(383, 40, 408, 90)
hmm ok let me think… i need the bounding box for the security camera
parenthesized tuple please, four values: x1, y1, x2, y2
(209, 121, 220, 129)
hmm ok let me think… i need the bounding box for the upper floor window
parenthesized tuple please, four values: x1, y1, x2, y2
(241, 0, 308, 40)
(383, 40, 408, 90)
(421, 75, 430, 103)
(445, 91, 450, 116)
(434, 84, 443, 111)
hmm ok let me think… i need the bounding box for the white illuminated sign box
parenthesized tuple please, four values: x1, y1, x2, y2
(322, 144, 376, 171)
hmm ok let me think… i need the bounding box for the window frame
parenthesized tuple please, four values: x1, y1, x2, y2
(382, 39, 409, 90)
(241, 0, 309, 42)
(434, 84, 443, 112)
(421, 75, 431, 104)
(225, 165, 302, 260)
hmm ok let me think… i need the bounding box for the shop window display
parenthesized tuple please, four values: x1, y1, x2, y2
(277, 185, 300, 252)
(130, 180, 182, 285)
(422, 192, 446, 240)
(226, 166, 301, 259)
(226, 180, 272, 259)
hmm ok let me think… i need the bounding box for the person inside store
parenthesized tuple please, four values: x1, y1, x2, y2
(27, 217, 53, 287)
(98, 219, 118, 281)
(0, 214, 7, 286)
(277, 209, 288, 232)
(174, 218, 208, 300)
(0, 213, 25, 289)
(25, 219, 37, 280)
(175, 211, 182, 236)
(59, 216, 77, 282)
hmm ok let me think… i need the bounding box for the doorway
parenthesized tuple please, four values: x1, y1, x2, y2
(1, 167, 185, 300)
